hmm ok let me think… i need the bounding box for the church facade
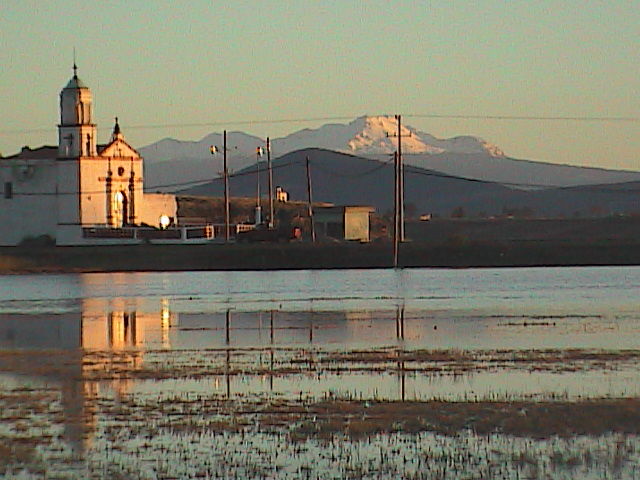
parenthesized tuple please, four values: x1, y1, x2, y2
(0, 67, 182, 246)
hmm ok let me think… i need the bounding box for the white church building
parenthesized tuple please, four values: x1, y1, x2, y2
(0, 67, 210, 246)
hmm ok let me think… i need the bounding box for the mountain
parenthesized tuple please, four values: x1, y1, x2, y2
(139, 116, 640, 192)
(140, 131, 266, 191)
(370, 152, 640, 189)
(271, 116, 504, 156)
(179, 148, 640, 218)
(181, 148, 515, 216)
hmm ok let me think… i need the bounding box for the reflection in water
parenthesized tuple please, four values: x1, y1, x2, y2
(0, 297, 176, 455)
(0, 302, 448, 455)
(1, 282, 640, 477)
(81, 297, 176, 351)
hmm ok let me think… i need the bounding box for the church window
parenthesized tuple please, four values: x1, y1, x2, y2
(4, 182, 12, 199)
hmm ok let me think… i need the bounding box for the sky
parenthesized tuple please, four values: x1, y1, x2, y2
(1, 0, 638, 170)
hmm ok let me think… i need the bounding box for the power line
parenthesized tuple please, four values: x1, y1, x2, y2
(2, 112, 639, 136)
(406, 114, 640, 123)
(402, 163, 640, 192)
(6, 155, 640, 197)
(9, 157, 305, 196)
(308, 155, 395, 178)
(0, 116, 359, 136)
(158, 156, 640, 193)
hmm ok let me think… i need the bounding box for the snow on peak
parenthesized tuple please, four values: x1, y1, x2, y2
(140, 115, 506, 165)
(276, 115, 505, 157)
(346, 116, 444, 155)
(348, 116, 506, 157)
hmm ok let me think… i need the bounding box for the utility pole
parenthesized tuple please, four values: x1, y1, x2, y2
(255, 147, 263, 225)
(306, 156, 316, 242)
(211, 133, 231, 242)
(267, 137, 274, 228)
(393, 151, 399, 268)
(223, 131, 230, 242)
(386, 115, 411, 267)
(396, 114, 405, 242)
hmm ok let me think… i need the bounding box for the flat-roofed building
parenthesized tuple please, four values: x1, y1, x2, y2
(314, 205, 375, 242)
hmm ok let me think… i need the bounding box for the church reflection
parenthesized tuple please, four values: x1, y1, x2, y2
(0, 303, 417, 456)
(0, 297, 176, 455)
(80, 296, 175, 351)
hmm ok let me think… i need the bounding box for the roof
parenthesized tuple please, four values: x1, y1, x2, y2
(315, 205, 375, 213)
(99, 137, 141, 158)
(3, 146, 58, 160)
(64, 74, 88, 89)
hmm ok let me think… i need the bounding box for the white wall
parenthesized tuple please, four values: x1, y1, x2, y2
(138, 193, 178, 228)
(344, 211, 370, 242)
(0, 159, 59, 246)
(56, 160, 81, 228)
(0, 152, 177, 245)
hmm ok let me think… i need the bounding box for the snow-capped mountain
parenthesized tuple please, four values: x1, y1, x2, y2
(139, 116, 505, 189)
(272, 116, 505, 157)
(138, 116, 640, 192)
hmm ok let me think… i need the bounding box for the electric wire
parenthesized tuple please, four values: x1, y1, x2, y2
(6, 154, 640, 198)
(2, 112, 639, 136)
(405, 114, 640, 123)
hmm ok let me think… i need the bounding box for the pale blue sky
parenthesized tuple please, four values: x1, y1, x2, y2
(1, 0, 638, 169)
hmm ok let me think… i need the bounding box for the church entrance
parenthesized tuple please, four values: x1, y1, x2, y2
(113, 191, 128, 228)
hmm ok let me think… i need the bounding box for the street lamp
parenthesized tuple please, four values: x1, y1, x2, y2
(210, 131, 231, 242)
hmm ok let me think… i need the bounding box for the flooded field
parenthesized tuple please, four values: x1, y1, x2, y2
(1, 267, 639, 479)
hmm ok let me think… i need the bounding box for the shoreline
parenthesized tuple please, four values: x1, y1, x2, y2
(1, 240, 640, 274)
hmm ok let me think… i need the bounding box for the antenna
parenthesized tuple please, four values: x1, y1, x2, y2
(73, 47, 78, 77)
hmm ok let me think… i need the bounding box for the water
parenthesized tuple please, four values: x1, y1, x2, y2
(2, 265, 639, 311)
(1, 266, 639, 478)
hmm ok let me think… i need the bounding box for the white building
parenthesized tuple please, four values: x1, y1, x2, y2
(0, 66, 187, 246)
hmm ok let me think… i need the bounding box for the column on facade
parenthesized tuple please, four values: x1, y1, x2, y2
(128, 158, 136, 225)
(106, 159, 113, 226)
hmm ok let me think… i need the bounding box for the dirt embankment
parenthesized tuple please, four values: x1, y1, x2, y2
(1, 239, 640, 274)
(2, 217, 640, 274)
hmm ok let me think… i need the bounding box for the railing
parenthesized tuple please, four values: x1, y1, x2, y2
(83, 225, 215, 241)
(81, 224, 257, 242)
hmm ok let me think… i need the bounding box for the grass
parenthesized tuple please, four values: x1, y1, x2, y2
(286, 398, 640, 439)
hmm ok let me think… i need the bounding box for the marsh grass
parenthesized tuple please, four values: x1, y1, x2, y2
(2, 340, 640, 478)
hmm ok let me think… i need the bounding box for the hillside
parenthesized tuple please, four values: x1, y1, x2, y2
(370, 152, 640, 188)
(181, 148, 518, 216)
(181, 148, 640, 218)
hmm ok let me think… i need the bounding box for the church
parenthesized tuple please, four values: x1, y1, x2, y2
(0, 67, 201, 246)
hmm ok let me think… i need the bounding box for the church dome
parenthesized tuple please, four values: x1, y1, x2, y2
(64, 74, 88, 90)
(62, 63, 88, 90)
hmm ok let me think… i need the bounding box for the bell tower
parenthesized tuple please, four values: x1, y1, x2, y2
(58, 64, 98, 158)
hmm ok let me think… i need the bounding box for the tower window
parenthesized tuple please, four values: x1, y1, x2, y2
(4, 182, 13, 199)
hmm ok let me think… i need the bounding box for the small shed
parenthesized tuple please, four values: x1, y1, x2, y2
(314, 206, 375, 242)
